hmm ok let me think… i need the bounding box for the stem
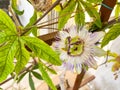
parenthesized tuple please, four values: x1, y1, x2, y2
(80, 75, 95, 87)
(8, 6, 21, 33)
(73, 69, 85, 90)
(41, 27, 59, 31)
(37, 21, 58, 28)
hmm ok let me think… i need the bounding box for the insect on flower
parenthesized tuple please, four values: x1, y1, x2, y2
(52, 25, 106, 73)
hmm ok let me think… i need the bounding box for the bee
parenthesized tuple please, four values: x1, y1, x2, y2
(29, 0, 52, 12)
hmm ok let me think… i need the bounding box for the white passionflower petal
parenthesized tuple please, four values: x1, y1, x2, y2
(79, 28, 89, 40)
(90, 31, 105, 43)
(60, 52, 68, 61)
(52, 41, 60, 49)
(52, 25, 105, 73)
(89, 56, 98, 69)
(59, 31, 69, 39)
(69, 26, 77, 37)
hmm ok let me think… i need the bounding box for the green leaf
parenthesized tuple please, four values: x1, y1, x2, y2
(101, 23, 120, 47)
(58, 0, 76, 30)
(17, 72, 27, 83)
(15, 38, 30, 74)
(31, 27, 37, 36)
(22, 36, 62, 65)
(12, 0, 24, 15)
(0, 38, 18, 82)
(25, 11, 37, 36)
(29, 73, 35, 90)
(0, 9, 17, 34)
(81, 1, 102, 28)
(87, 0, 102, 3)
(45, 67, 57, 74)
(32, 71, 43, 80)
(0, 32, 16, 44)
(75, 2, 85, 27)
(32, 64, 39, 70)
(26, 11, 37, 27)
(38, 62, 57, 90)
(115, 4, 120, 20)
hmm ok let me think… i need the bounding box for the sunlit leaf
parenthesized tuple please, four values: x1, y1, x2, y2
(31, 27, 37, 36)
(87, 0, 102, 3)
(0, 9, 17, 34)
(101, 23, 120, 47)
(38, 62, 57, 90)
(75, 2, 85, 27)
(0, 32, 16, 44)
(12, 0, 24, 15)
(58, 0, 76, 30)
(81, 1, 102, 28)
(32, 71, 43, 80)
(15, 38, 30, 74)
(115, 4, 120, 20)
(29, 73, 35, 90)
(0, 38, 18, 82)
(22, 36, 62, 65)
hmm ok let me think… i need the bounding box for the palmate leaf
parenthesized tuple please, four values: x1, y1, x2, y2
(0, 9, 17, 34)
(15, 38, 30, 74)
(12, 0, 24, 15)
(58, 0, 76, 30)
(0, 38, 18, 82)
(38, 62, 57, 90)
(101, 23, 120, 47)
(21, 36, 62, 65)
(75, 2, 85, 27)
(81, 1, 102, 28)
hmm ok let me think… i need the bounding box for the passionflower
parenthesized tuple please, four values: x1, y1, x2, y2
(53, 25, 106, 73)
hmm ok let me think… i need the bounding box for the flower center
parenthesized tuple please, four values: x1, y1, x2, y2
(65, 36, 84, 56)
